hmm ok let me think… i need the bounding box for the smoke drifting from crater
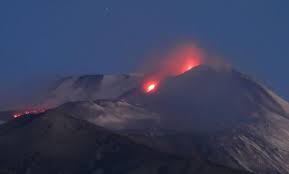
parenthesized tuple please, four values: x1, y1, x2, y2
(140, 43, 206, 93)
(141, 43, 204, 77)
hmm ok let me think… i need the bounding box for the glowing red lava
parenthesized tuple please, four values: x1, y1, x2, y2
(179, 59, 201, 74)
(143, 81, 158, 93)
(186, 65, 193, 71)
(141, 44, 203, 94)
(13, 109, 45, 118)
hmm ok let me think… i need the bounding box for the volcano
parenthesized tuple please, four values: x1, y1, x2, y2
(1, 64, 289, 174)
(122, 65, 289, 174)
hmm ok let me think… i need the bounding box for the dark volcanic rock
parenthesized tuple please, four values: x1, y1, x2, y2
(0, 111, 249, 174)
(2, 64, 289, 174)
(121, 65, 289, 174)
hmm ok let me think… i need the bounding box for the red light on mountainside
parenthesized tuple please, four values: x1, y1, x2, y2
(147, 83, 156, 92)
(141, 44, 203, 94)
(143, 81, 158, 93)
(154, 45, 202, 77)
(13, 109, 45, 118)
(179, 59, 201, 74)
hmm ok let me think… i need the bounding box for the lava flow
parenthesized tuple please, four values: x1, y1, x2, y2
(13, 109, 45, 118)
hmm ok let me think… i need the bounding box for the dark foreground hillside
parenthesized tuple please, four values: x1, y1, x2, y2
(0, 111, 250, 174)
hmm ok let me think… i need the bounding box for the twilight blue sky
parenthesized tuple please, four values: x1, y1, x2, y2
(0, 0, 289, 106)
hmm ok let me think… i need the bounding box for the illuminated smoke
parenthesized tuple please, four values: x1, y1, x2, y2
(159, 45, 202, 76)
(142, 44, 204, 93)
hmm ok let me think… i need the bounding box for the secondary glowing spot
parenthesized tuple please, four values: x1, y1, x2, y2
(13, 113, 22, 118)
(147, 84, 156, 92)
(143, 81, 158, 93)
(13, 109, 45, 118)
(141, 44, 203, 94)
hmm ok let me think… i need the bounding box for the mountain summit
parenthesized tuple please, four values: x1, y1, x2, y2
(122, 65, 289, 174)
(1, 64, 289, 174)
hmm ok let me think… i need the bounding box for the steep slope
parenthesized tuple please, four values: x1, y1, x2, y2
(121, 65, 289, 174)
(0, 111, 249, 174)
(33, 64, 289, 174)
(2, 64, 288, 174)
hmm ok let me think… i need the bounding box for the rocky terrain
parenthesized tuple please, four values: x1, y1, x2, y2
(1, 64, 289, 173)
(0, 111, 249, 174)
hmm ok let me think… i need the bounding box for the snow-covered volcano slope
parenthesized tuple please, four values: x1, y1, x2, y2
(56, 100, 160, 130)
(41, 74, 142, 109)
(126, 65, 289, 131)
(41, 64, 289, 174)
(122, 65, 289, 174)
(0, 74, 142, 121)
(6, 64, 288, 174)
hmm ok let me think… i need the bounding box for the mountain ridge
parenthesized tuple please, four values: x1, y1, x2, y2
(0, 110, 250, 174)
(1, 64, 289, 173)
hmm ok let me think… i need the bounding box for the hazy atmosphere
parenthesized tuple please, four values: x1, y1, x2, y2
(1, 0, 289, 106)
(1, 1, 289, 174)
